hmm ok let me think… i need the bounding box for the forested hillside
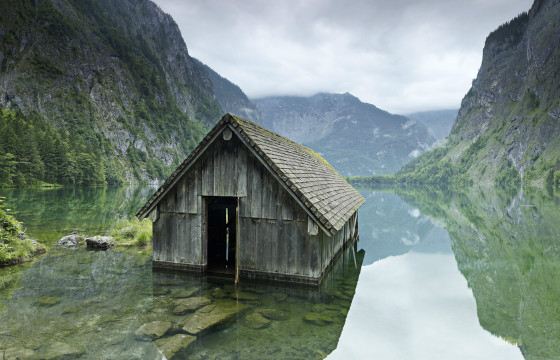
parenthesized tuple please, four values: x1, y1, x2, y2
(0, 0, 227, 186)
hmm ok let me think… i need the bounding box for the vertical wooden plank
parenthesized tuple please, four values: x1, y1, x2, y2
(251, 161, 262, 218)
(235, 198, 240, 284)
(255, 219, 265, 271)
(237, 146, 247, 197)
(309, 233, 320, 277)
(202, 153, 213, 196)
(268, 220, 278, 273)
(191, 214, 202, 264)
(276, 221, 285, 274)
(286, 221, 297, 275)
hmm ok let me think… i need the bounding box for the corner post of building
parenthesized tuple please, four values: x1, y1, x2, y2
(235, 196, 240, 285)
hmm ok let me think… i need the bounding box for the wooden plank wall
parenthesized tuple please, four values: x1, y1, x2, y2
(152, 127, 358, 281)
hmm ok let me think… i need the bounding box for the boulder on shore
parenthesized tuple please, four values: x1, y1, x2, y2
(85, 236, 115, 250)
(58, 233, 84, 247)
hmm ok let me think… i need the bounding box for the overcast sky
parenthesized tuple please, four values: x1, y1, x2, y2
(153, 0, 532, 114)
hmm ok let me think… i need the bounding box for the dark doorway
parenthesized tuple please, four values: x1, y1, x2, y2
(206, 197, 237, 274)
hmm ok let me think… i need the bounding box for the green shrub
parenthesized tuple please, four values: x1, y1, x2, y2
(0, 197, 42, 265)
(111, 218, 152, 247)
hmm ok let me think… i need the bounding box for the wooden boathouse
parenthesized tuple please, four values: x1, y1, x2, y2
(137, 114, 364, 285)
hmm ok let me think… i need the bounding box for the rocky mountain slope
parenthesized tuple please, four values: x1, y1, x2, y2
(194, 59, 260, 122)
(407, 109, 458, 142)
(400, 0, 560, 190)
(0, 0, 237, 186)
(254, 93, 434, 176)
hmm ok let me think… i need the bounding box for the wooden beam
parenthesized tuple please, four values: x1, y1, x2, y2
(235, 196, 240, 285)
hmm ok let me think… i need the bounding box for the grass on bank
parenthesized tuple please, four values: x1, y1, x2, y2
(111, 218, 152, 248)
(0, 197, 45, 266)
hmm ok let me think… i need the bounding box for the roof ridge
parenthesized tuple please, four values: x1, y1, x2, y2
(137, 113, 364, 234)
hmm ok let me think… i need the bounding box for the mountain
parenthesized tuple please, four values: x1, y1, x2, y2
(254, 93, 434, 176)
(400, 0, 560, 191)
(0, 0, 244, 186)
(193, 59, 260, 122)
(407, 109, 458, 142)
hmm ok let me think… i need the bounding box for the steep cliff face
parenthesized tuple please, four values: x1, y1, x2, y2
(194, 59, 260, 122)
(401, 0, 560, 189)
(0, 0, 225, 185)
(255, 93, 434, 176)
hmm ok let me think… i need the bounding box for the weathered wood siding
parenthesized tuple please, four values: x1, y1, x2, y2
(152, 126, 358, 282)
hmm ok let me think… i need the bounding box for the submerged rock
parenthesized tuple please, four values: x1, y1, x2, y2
(155, 334, 196, 359)
(36, 296, 61, 307)
(244, 312, 271, 329)
(37, 342, 84, 359)
(210, 287, 227, 299)
(57, 233, 83, 247)
(230, 291, 259, 302)
(258, 308, 289, 321)
(85, 236, 115, 250)
(3, 347, 35, 359)
(303, 312, 335, 326)
(182, 301, 247, 335)
(172, 296, 211, 315)
(171, 287, 199, 299)
(134, 321, 172, 340)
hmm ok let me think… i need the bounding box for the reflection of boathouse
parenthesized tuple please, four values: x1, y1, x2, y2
(137, 114, 364, 285)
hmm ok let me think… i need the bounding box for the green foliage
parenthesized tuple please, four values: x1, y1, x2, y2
(0, 0, 220, 188)
(111, 218, 152, 247)
(0, 197, 41, 265)
(0, 108, 107, 187)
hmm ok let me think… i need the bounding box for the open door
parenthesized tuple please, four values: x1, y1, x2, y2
(206, 197, 237, 275)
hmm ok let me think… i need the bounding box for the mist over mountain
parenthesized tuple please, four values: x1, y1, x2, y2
(254, 93, 434, 176)
(407, 109, 458, 142)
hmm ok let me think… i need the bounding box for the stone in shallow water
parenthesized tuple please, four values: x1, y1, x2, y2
(155, 334, 196, 359)
(244, 312, 272, 329)
(36, 296, 61, 307)
(135, 321, 173, 340)
(303, 312, 335, 326)
(57, 233, 83, 247)
(171, 287, 199, 299)
(182, 301, 247, 335)
(3, 347, 35, 359)
(172, 296, 211, 315)
(230, 291, 259, 302)
(210, 287, 227, 299)
(36, 342, 85, 360)
(258, 308, 289, 321)
(85, 236, 115, 250)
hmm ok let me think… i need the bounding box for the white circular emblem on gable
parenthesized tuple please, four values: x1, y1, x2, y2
(222, 128, 232, 141)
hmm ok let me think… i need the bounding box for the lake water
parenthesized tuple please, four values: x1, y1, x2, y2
(0, 186, 558, 359)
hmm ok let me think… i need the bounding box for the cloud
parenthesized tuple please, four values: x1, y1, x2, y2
(153, 0, 532, 113)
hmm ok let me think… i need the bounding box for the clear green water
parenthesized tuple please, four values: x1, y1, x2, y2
(0, 186, 559, 359)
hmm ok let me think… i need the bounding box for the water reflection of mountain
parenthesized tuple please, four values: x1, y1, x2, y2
(398, 187, 560, 360)
(357, 188, 451, 265)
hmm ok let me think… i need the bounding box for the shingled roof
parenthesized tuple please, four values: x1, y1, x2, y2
(137, 114, 364, 234)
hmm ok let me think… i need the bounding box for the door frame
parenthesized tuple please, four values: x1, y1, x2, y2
(202, 196, 240, 282)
